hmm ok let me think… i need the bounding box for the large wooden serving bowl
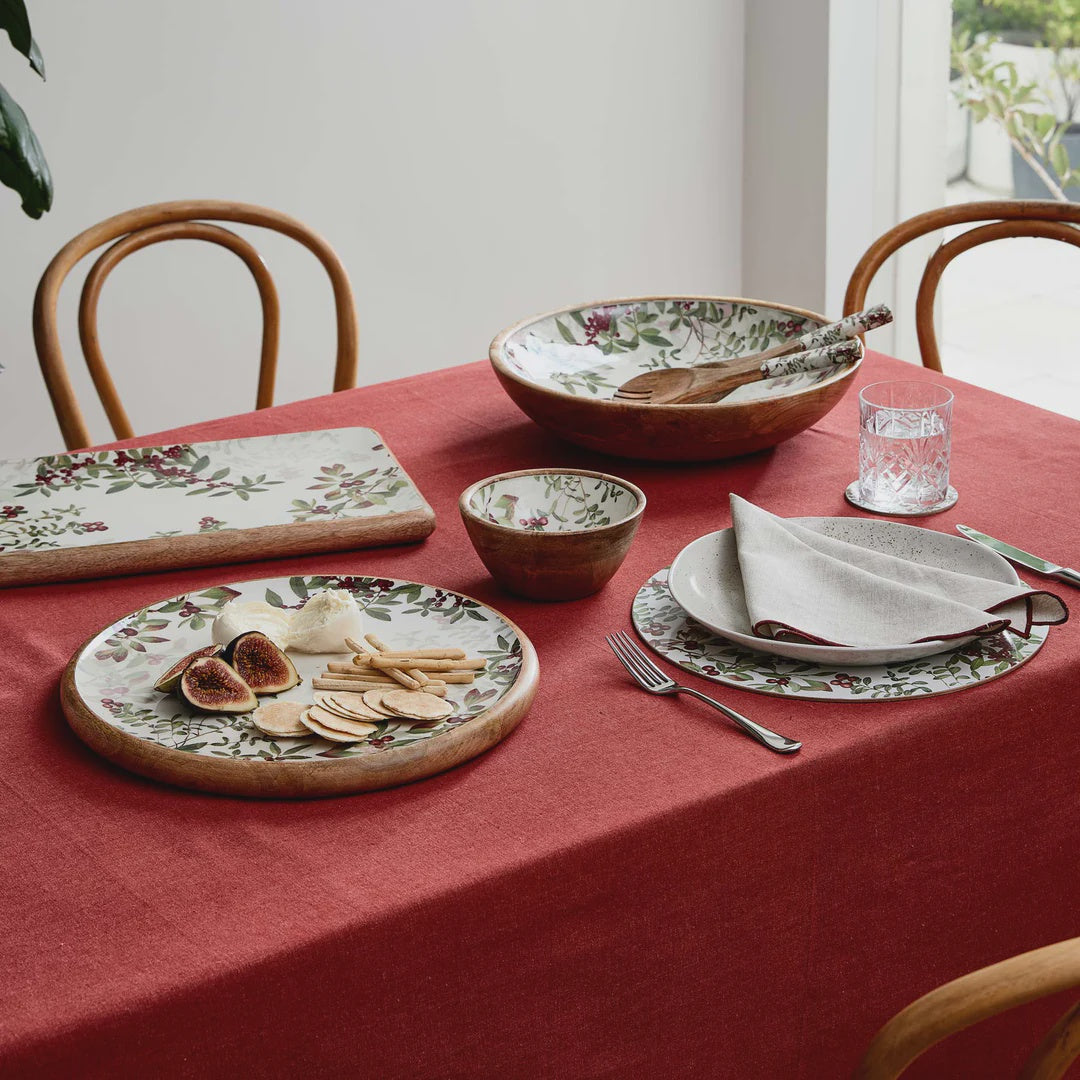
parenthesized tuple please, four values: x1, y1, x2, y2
(489, 295, 862, 462)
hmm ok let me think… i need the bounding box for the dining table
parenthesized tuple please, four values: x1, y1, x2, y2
(1, 348, 1077, 1080)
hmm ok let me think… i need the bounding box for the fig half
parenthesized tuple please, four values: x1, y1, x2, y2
(153, 644, 222, 693)
(223, 631, 301, 695)
(178, 656, 258, 714)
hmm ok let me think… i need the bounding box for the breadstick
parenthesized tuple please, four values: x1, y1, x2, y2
(375, 648, 466, 660)
(319, 672, 400, 685)
(367, 656, 485, 672)
(346, 635, 424, 690)
(363, 633, 433, 688)
(341, 659, 474, 684)
(313, 677, 446, 697)
(324, 662, 400, 679)
(320, 669, 448, 691)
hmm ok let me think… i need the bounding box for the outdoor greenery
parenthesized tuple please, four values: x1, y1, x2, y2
(952, 0, 1080, 200)
(954, 0, 1080, 47)
(0, 0, 51, 218)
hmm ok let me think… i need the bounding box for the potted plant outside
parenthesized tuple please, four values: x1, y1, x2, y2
(953, 0, 1080, 197)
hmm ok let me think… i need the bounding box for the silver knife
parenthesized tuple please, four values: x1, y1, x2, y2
(956, 525, 1080, 588)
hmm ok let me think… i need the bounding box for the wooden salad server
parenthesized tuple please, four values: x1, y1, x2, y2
(614, 304, 891, 404)
(614, 338, 860, 405)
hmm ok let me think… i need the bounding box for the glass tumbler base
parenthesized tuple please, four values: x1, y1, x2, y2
(844, 480, 959, 517)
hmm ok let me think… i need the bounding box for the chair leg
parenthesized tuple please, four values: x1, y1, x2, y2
(1019, 998, 1080, 1080)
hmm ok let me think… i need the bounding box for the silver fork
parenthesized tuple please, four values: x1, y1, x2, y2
(606, 631, 801, 754)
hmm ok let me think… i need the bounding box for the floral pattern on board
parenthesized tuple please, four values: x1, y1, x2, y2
(631, 568, 1048, 702)
(74, 574, 525, 760)
(0, 428, 428, 553)
(10, 444, 282, 501)
(0, 503, 109, 550)
(502, 299, 850, 403)
(287, 462, 413, 522)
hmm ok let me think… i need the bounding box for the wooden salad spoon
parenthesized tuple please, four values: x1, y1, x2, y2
(614, 304, 891, 404)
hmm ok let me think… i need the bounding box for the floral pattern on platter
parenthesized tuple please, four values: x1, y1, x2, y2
(74, 575, 525, 760)
(632, 568, 1048, 702)
(0, 428, 427, 553)
(501, 299, 852, 403)
(468, 473, 639, 532)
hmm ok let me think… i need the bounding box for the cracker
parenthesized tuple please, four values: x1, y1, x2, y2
(361, 689, 398, 717)
(307, 705, 377, 739)
(252, 701, 310, 738)
(314, 691, 384, 722)
(299, 708, 362, 743)
(379, 689, 454, 720)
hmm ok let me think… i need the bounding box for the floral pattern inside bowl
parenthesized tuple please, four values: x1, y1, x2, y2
(497, 298, 844, 403)
(465, 471, 640, 533)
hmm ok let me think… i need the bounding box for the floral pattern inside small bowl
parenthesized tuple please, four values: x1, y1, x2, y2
(465, 471, 641, 533)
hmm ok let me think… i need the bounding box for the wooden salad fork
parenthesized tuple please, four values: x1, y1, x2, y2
(605, 631, 801, 753)
(613, 303, 891, 404)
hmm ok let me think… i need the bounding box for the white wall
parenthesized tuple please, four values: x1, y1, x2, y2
(0, 0, 745, 457)
(743, 0, 950, 357)
(742, 0, 829, 315)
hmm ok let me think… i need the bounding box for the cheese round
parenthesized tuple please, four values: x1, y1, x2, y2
(211, 601, 292, 650)
(286, 589, 366, 653)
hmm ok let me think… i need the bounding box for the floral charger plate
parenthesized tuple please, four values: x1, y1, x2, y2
(61, 574, 539, 798)
(632, 568, 1047, 702)
(0, 427, 435, 587)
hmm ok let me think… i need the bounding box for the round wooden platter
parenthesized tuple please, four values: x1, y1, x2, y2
(60, 574, 539, 799)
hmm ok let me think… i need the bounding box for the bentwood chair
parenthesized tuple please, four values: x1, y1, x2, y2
(34, 200, 359, 449)
(844, 199, 1080, 372)
(854, 936, 1080, 1079)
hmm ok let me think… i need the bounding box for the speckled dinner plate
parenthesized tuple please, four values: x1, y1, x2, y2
(668, 517, 1022, 666)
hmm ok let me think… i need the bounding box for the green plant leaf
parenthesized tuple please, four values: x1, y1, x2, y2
(0, 0, 44, 78)
(0, 81, 51, 217)
(1035, 111, 1057, 141)
(1051, 139, 1071, 179)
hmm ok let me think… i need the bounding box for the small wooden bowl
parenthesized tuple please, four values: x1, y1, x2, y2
(489, 295, 862, 461)
(459, 468, 646, 601)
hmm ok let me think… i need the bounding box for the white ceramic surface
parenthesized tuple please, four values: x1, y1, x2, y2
(668, 517, 1021, 666)
(464, 470, 641, 533)
(72, 574, 526, 760)
(496, 298, 855, 404)
(0, 427, 427, 553)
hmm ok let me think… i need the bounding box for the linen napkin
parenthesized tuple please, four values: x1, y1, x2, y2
(729, 494, 1068, 648)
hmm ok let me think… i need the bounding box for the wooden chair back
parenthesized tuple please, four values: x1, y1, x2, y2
(844, 199, 1080, 372)
(854, 937, 1080, 1080)
(34, 200, 358, 449)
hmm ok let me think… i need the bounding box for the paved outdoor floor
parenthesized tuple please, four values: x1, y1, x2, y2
(941, 180, 1080, 419)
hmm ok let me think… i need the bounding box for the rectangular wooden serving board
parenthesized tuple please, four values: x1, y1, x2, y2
(0, 427, 435, 587)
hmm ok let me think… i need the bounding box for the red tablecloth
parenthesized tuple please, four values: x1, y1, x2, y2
(1, 352, 1078, 1079)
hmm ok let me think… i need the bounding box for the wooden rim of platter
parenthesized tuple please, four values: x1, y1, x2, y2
(60, 582, 540, 800)
(488, 293, 863, 410)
